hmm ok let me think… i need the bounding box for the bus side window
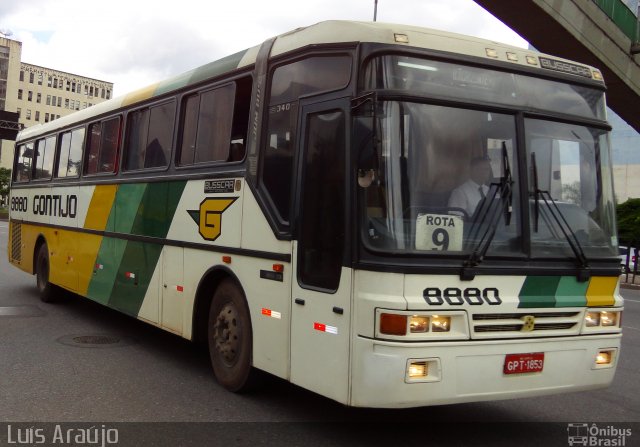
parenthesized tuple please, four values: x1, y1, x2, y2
(124, 101, 175, 171)
(13, 143, 34, 183)
(84, 117, 121, 175)
(178, 83, 235, 165)
(57, 127, 85, 178)
(33, 135, 56, 180)
(99, 117, 121, 173)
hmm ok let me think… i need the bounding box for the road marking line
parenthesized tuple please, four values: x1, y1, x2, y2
(623, 326, 640, 332)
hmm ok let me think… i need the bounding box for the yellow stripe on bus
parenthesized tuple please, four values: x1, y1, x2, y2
(585, 276, 618, 307)
(84, 184, 118, 231)
(122, 83, 160, 107)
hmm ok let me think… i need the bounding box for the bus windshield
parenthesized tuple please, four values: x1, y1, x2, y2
(357, 56, 617, 262)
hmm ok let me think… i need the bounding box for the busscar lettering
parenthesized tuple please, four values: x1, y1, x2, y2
(423, 287, 501, 305)
(32, 194, 77, 218)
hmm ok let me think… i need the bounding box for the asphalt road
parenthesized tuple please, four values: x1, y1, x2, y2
(0, 220, 638, 446)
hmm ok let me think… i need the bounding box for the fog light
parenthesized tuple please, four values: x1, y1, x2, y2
(408, 361, 428, 379)
(585, 311, 600, 327)
(380, 313, 407, 335)
(431, 315, 451, 332)
(601, 311, 617, 327)
(410, 316, 429, 333)
(596, 350, 613, 365)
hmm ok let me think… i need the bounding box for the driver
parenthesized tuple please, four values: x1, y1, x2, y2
(448, 155, 492, 216)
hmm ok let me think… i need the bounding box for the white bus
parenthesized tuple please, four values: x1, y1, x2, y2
(8, 21, 623, 407)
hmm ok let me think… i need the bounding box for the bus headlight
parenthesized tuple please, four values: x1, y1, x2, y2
(377, 310, 468, 340)
(409, 316, 429, 333)
(585, 311, 600, 327)
(431, 315, 451, 332)
(582, 309, 622, 332)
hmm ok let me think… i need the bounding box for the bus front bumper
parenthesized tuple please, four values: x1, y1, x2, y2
(350, 334, 621, 408)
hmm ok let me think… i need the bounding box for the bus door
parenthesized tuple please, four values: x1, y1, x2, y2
(290, 98, 352, 403)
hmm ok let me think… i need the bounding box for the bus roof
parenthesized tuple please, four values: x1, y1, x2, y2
(17, 20, 602, 143)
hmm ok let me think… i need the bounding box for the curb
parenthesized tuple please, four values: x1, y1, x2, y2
(620, 282, 640, 290)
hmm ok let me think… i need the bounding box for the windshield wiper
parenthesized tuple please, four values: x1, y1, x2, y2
(460, 142, 514, 280)
(530, 152, 590, 281)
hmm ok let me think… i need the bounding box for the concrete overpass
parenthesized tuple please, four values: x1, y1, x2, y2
(474, 0, 640, 133)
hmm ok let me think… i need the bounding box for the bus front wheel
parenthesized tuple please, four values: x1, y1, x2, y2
(207, 279, 257, 392)
(35, 243, 58, 303)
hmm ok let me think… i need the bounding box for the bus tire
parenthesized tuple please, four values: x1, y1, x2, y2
(207, 279, 257, 392)
(35, 243, 58, 303)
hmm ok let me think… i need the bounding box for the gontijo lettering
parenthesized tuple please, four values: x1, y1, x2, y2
(33, 194, 78, 218)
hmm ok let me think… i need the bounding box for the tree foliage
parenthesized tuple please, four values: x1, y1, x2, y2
(616, 198, 640, 245)
(0, 167, 10, 198)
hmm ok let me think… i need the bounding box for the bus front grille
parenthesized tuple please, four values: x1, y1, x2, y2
(471, 311, 581, 338)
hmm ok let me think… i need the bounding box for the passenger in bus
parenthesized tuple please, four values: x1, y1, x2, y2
(447, 155, 492, 217)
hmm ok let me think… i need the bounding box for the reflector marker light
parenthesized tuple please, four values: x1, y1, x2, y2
(176, 285, 184, 292)
(222, 256, 232, 264)
(125, 272, 136, 279)
(95, 263, 104, 270)
(314, 322, 338, 334)
(261, 308, 282, 319)
(273, 264, 284, 273)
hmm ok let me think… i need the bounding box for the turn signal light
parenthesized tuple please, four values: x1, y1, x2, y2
(380, 313, 407, 335)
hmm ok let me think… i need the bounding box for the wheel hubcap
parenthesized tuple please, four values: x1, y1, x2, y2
(213, 303, 239, 365)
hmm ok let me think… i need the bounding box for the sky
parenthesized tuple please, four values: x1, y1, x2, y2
(0, 0, 528, 97)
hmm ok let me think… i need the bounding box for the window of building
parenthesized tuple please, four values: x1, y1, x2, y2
(34, 136, 56, 180)
(19, 71, 24, 82)
(46, 95, 51, 105)
(36, 93, 41, 104)
(85, 116, 121, 175)
(125, 101, 175, 170)
(38, 73, 43, 85)
(17, 89, 22, 100)
(101, 88, 105, 99)
(53, 78, 57, 89)
(179, 84, 235, 165)
(57, 127, 85, 177)
(89, 86, 94, 97)
(84, 85, 88, 95)
(26, 109, 31, 120)
(72, 82, 76, 92)
(47, 76, 52, 87)
(35, 111, 40, 121)
(45, 113, 49, 123)
(29, 72, 34, 83)
(16, 108, 20, 117)
(27, 91, 32, 102)
(106, 89, 111, 99)
(66, 81, 70, 91)
(65, 98, 69, 109)
(57, 97, 61, 107)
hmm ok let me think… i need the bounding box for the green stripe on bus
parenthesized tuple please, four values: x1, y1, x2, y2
(94, 181, 187, 316)
(108, 241, 163, 316)
(518, 276, 560, 308)
(87, 237, 128, 305)
(554, 276, 589, 307)
(130, 181, 187, 238)
(154, 49, 247, 96)
(109, 183, 148, 233)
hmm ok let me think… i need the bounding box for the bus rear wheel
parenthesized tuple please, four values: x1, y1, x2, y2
(35, 243, 58, 303)
(207, 279, 257, 392)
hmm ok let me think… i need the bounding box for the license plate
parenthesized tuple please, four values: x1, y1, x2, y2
(503, 352, 544, 374)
